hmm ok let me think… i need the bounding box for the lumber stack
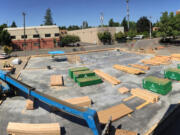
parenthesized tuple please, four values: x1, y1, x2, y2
(97, 104, 133, 124)
(118, 87, 129, 94)
(171, 54, 180, 61)
(7, 122, 60, 135)
(141, 56, 171, 65)
(113, 65, 145, 75)
(94, 69, 121, 85)
(50, 75, 63, 86)
(26, 99, 34, 110)
(115, 129, 137, 135)
(65, 96, 91, 107)
(129, 64, 150, 71)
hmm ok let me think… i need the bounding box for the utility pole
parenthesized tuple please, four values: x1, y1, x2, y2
(126, 0, 130, 30)
(100, 12, 104, 27)
(149, 16, 152, 39)
(22, 12, 26, 56)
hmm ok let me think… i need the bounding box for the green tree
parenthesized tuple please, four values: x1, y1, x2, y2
(115, 32, 126, 42)
(98, 31, 112, 44)
(137, 16, 150, 33)
(67, 25, 80, 31)
(60, 35, 80, 46)
(121, 17, 128, 32)
(44, 8, 53, 25)
(59, 26, 67, 30)
(0, 24, 11, 46)
(126, 30, 137, 39)
(129, 21, 137, 31)
(11, 21, 17, 27)
(108, 18, 120, 27)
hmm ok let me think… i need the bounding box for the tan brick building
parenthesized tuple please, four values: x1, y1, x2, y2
(68, 27, 124, 45)
(176, 10, 180, 15)
(6, 25, 60, 50)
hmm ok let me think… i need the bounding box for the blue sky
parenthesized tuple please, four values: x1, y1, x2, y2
(0, 0, 179, 27)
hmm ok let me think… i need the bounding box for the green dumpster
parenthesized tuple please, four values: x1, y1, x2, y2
(73, 70, 96, 82)
(143, 76, 172, 95)
(77, 76, 103, 87)
(164, 68, 180, 81)
(68, 67, 89, 78)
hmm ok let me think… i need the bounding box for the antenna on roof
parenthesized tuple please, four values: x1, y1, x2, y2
(100, 12, 104, 27)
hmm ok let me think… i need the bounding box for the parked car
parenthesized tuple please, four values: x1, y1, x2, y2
(133, 35, 144, 40)
(0, 53, 10, 59)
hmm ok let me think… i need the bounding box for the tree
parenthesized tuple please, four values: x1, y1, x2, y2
(0, 24, 11, 46)
(60, 35, 80, 46)
(67, 25, 80, 31)
(108, 18, 120, 27)
(11, 21, 17, 27)
(98, 31, 112, 44)
(59, 26, 67, 30)
(44, 8, 53, 25)
(136, 16, 150, 33)
(115, 32, 126, 42)
(121, 17, 128, 32)
(129, 21, 137, 31)
(82, 21, 88, 29)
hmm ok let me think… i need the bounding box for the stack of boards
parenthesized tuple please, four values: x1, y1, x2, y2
(68, 67, 102, 87)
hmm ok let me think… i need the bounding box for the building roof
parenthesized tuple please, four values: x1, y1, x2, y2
(6, 25, 59, 31)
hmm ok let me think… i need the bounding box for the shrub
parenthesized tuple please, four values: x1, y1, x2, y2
(98, 31, 112, 45)
(3, 45, 13, 54)
(60, 35, 80, 46)
(126, 30, 137, 39)
(115, 32, 126, 42)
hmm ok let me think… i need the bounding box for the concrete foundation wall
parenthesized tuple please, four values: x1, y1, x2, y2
(68, 27, 124, 45)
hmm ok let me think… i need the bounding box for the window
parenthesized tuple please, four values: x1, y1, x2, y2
(45, 34, 51, 37)
(33, 34, 40, 38)
(11, 36, 16, 39)
(21, 35, 27, 39)
(54, 33, 60, 37)
(34, 42, 40, 46)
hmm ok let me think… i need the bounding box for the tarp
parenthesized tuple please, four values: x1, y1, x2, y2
(48, 51, 65, 55)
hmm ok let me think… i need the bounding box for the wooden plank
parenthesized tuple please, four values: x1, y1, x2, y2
(97, 104, 133, 124)
(115, 129, 137, 135)
(26, 99, 34, 110)
(118, 87, 129, 94)
(113, 65, 145, 75)
(7, 122, 60, 135)
(123, 95, 136, 102)
(136, 101, 150, 110)
(129, 64, 150, 71)
(94, 69, 121, 85)
(50, 75, 63, 86)
(65, 96, 91, 107)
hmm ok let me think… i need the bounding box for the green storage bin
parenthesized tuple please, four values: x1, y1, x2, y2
(178, 64, 180, 69)
(68, 67, 89, 78)
(143, 76, 172, 95)
(77, 76, 103, 87)
(164, 68, 180, 81)
(73, 70, 96, 82)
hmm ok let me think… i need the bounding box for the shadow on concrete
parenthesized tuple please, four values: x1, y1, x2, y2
(52, 58, 68, 62)
(152, 103, 180, 135)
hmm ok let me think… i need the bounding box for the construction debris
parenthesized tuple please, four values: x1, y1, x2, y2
(118, 87, 129, 94)
(123, 88, 159, 110)
(129, 64, 150, 71)
(141, 56, 171, 65)
(97, 104, 133, 124)
(115, 129, 137, 135)
(7, 122, 60, 135)
(26, 99, 34, 110)
(65, 96, 91, 107)
(113, 65, 145, 75)
(50, 75, 64, 86)
(94, 69, 121, 85)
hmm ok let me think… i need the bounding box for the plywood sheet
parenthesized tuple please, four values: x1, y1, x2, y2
(94, 69, 121, 85)
(129, 64, 150, 71)
(97, 104, 133, 124)
(7, 122, 60, 135)
(118, 87, 129, 94)
(50, 75, 63, 86)
(115, 129, 137, 135)
(65, 96, 91, 107)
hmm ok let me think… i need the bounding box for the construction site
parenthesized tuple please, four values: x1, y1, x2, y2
(1, 40, 180, 135)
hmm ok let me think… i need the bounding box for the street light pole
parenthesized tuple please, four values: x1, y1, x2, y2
(149, 16, 152, 39)
(22, 12, 26, 55)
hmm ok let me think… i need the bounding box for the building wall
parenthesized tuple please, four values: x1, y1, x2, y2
(6, 25, 60, 50)
(67, 27, 124, 45)
(176, 10, 180, 15)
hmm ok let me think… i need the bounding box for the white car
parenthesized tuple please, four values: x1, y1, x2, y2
(134, 35, 144, 40)
(0, 53, 10, 59)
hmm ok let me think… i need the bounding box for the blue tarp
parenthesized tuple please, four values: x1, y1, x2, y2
(48, 51, 65, 55)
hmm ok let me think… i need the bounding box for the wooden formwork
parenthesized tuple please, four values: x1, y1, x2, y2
(97, 104, 133, 124)
(50, 75, 63, 86)
(113, 65, 145, 75)
(123, 88, 160, 110)
(118, 87, 129, 94)
(94, 69, 121, 85)
(65, 96, 91, 107)
(7, 122, 60, 135)
(129, 64, 150, 71)
(141, 56, 171, 65)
